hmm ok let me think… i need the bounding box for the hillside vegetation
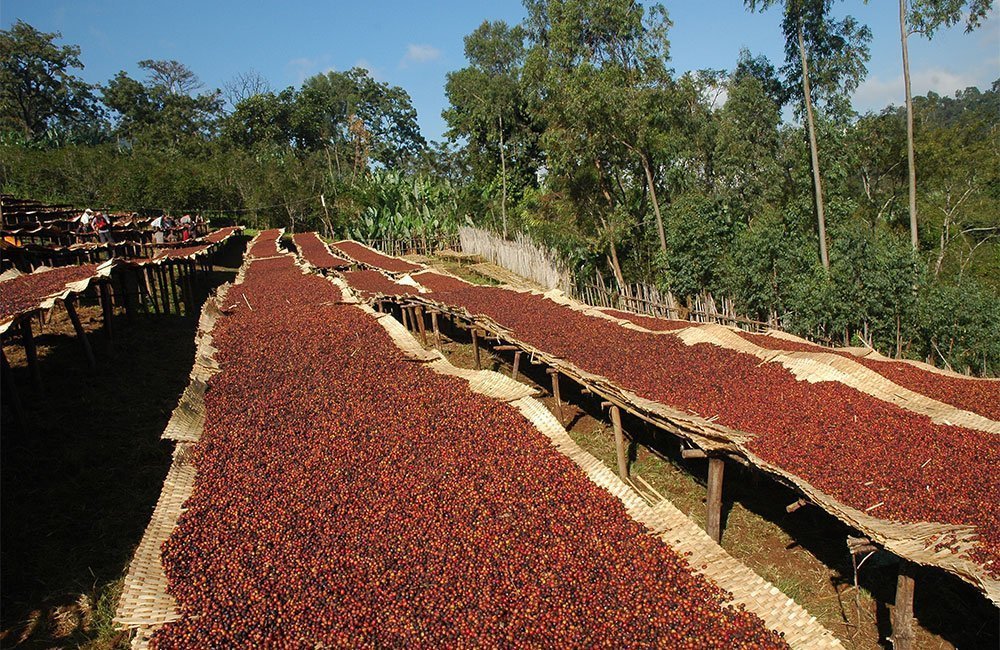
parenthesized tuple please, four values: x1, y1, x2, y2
(2, 1, 998, 374)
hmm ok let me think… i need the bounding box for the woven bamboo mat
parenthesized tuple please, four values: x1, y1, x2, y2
(114, 442, 194, 647)
(764, 328, 1000, 382)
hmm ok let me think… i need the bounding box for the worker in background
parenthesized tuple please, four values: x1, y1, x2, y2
(76, 208, 93, 243)
(92, 211, 114, 247)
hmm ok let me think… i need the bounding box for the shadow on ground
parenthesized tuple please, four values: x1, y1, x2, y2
(1, 236, 246, 649)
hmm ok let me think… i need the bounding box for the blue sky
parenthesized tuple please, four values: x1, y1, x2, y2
(3, 1, 997, 142)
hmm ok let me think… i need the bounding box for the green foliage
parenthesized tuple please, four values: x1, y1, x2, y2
(661, 194, 731, 298)
(102, 60, 223, 151)
(913, 278, 1000, 374)
(1, 11, 997, 375)
(347, 171, 460, 241)
(297, 68, 424, 167)
(0, 20, 103, 139)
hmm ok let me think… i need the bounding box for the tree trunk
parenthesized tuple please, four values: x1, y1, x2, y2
(798, 18, 830, 271)
(900, 0, 919, 251)
(607, 247, 625, 290)
(499, 114, 509, 239)
(639, 150, 667, 254)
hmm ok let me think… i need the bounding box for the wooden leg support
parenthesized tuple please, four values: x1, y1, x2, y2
(401, 305, 410, 331)
(168, 263, 182, 313)
(891, 560, 916, 650)
(143, 268, 159, 315)
(547, 367, 563, 422)
(706, 457, 725, 543)
(511, 350, 521, 381)
(99, 281, 114, 341)
(416, 306, 428, 346)
(64, 298, 96, 370)
(610, 405, 628, 479)
(472, 328, 482, 370)
(184, 261, 196, 314)
(431, 311, 441, 348)
(19, 317, 43, 393)
(157, 266, 171, 314)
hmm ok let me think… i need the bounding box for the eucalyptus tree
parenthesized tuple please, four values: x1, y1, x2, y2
(894, 0, 994, 251)
(444, 20, 532, 237)
(102, 60, 222, 150)
(522, 0, 676, 287)
(746, 0, 871, 271)
(296, 68, 424, 172)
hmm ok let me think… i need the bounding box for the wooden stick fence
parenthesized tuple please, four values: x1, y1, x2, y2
(574, 279, 781, 333)
(362, 235, 460, 258)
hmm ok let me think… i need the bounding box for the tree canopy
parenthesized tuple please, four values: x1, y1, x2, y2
(1, 7, 997, 374)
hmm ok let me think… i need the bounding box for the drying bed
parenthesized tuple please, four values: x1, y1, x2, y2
(734, 330, 1000, 422)
(343, 271, 1000, 595)
(596, 306, 999, 422)
(247, 228, 283, 258)
(0, 262, 107, 332)
(598, 307, 694, 332)
(292, 231, 350, 269)
(135, 250, 812, 649)
(332, 239, 423, 273)
(153, 244, 211, 260)
(341, 269, 419, 298)
(204, 226, 241, 244)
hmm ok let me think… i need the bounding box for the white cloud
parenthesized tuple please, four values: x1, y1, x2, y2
(853, 66, 988, 112)
(402, 44, 441, 66)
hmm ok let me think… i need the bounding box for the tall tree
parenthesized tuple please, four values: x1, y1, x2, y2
(895, 0, 994, 251)
(746, 0, 871, 270)
(444, 20, 529, 238)
(523, 0, 675, 283)
(297, 68, 424, 169)
(0, 20, 101, 139)
(102, 60, 222, 149)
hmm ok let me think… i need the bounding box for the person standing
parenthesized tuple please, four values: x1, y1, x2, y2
(93, 211, 114, 245)
(150, 216, 165, 245)
(76, 208, 93, 243)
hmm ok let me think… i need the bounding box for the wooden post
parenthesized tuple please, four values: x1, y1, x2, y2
(511, 350, 521, 381)
(99, 281, 114, 340)
(431, 311, 441, 348)
(142, 268, 159, 315)
(891, 560, 916, 650)
(416, 306, 428, 345)
(471, 328, 482, 370)
(63, 298, 96, 370)
(19, 317, 43, 393)
(183, 261, 196, 314)
(117, 271, 135, 319)
(707, 457, 725, 543)
(547, 367, 563, 422)
(1, 348, 27, 432)
(167, 262, 182, 313)
(610, 405, 628, 479)
(401, 305, 410, 331)
(157, 266, 171, 314)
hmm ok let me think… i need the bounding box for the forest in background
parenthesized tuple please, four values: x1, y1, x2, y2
(1, 0, 998, 375)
